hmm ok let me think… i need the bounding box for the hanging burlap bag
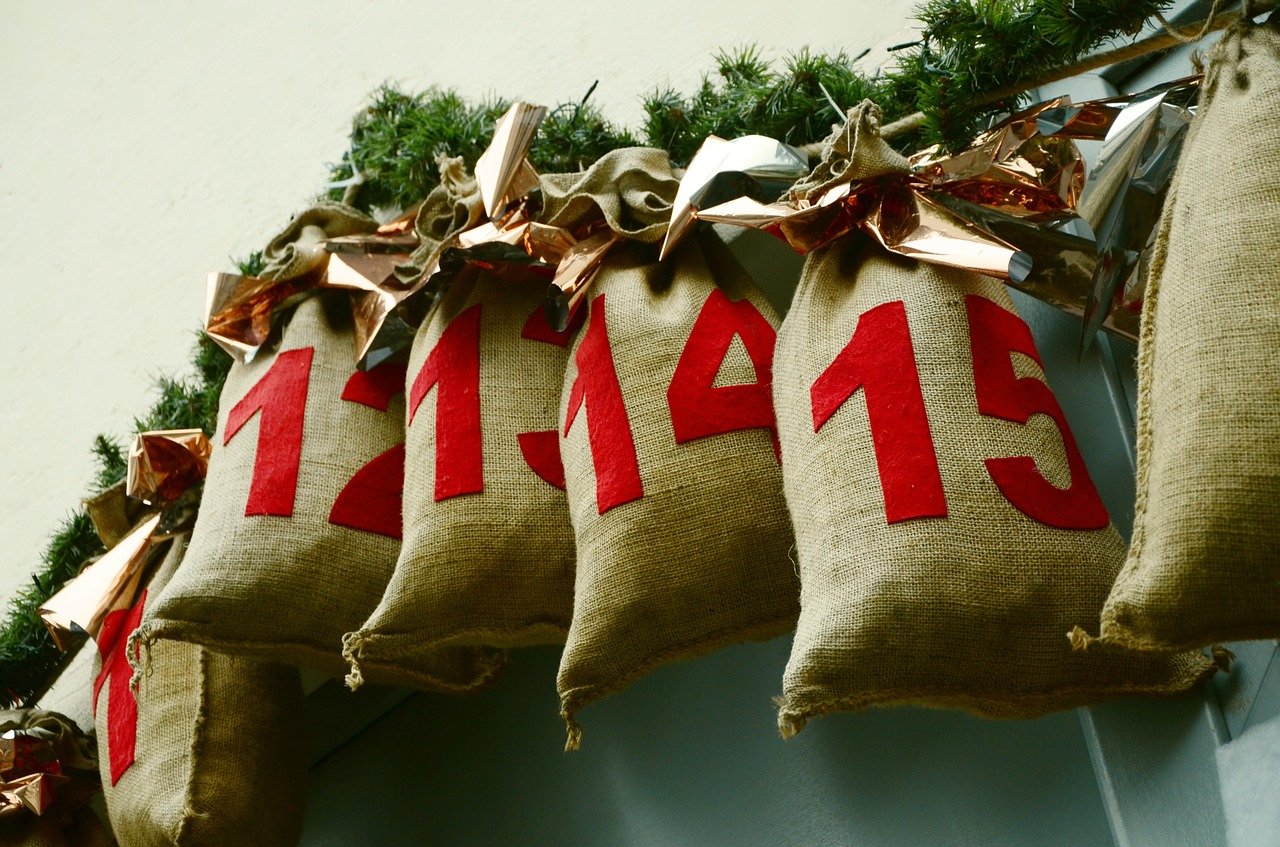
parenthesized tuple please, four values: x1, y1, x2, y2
(774, 106, 1213, 736)
(343, 264, 578, 682)
(94, 536, 307, 847)
(549, 149, 799, 748)
(1089, 18, 1280, 651)
(142, 204, 502, 691)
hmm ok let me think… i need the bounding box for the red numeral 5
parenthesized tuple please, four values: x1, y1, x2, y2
(965, 295, 1108, 530)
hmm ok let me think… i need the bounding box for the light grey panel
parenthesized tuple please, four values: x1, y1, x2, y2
(303, 643, 1114, 847)
(1081, 696, 1229, 847)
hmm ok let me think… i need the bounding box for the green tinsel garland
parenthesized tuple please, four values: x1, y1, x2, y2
(0, 0, 1178, 707)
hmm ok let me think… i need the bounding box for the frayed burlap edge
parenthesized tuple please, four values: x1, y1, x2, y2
(170, 649, 211, 846)
(1077, 19, 1274, 655)
(774, 649, 1217, 739)
(558, 612, 797, 752)
(133, 621, 505, 695)
(341, 620, 561, 692)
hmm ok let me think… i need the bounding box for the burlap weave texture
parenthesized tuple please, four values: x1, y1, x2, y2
(348, 267, 576, 681)
(1094, 20, 1280, 650)
(774, 241, 1212, 735)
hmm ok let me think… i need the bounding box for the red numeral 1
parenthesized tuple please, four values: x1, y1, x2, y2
(811, 300, 947, 524)
(564, 294, 643, 514)
(409, 304, 484, 502)
(328, 362, 408, 539)
(668, 289, 779, 457)
(965, 295, 1109, 530)
(225, 347, 314, 517)
(92, 589, 146, 785)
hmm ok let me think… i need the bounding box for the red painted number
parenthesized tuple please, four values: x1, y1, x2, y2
(93, 590, 147, 785)
(564, 293, 643, 514)
(668, 289, 779, 457)
(516, 304, 583, 491)
(965, 295, 1109, 530)
(811, 300, 948, 524)
(409, 304, 484, 502)
(328, 362, 408, 539)
(225, 347, 313, 516)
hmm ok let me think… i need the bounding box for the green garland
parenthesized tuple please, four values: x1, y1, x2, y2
(1, 0, 1177, 708)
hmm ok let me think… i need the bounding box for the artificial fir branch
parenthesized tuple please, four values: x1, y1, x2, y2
(3, 0, 1202, 705)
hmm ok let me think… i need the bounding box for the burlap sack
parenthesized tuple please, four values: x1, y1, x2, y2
(343, 265, 577, 682)
(1087, 20, 1280, 651)
(142, 291, 500, 690)
(94, 536, 307, 847)
(774, 234, 1214, 734)
(556, 190, 798, 747)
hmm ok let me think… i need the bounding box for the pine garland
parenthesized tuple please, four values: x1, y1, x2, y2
(2, 0, 1185, 708)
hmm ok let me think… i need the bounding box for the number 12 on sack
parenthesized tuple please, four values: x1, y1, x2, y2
(223, 352, 407, 539)
(811, 295, 1109, 530)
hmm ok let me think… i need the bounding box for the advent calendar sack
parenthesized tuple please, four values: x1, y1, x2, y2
(1092, 19, 1280, 651)
(344, 266, 577, 683)
(557, 226, 798, 749)
(95, 536, 307, 847)
(143, 294, 500, 690)
(773, 240, 1213, 734)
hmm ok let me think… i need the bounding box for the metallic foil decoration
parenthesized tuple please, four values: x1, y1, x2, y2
(1073, 76, 1200, 348)
(40, 422, 211, 651)
(209, 232, 420, 369)
(476, 102, 548, 219)
(204, 266, 323, 361)
(126, 430, 211, 506)
(692, 77, 1201, 343)
(426, 100, 621, 332)
(37, 515, 163, 651)
(0, 772, 69, 817)
(319, 246, 417, 367)
(546, 229, 624, 331)
(659, 134, 808, 260)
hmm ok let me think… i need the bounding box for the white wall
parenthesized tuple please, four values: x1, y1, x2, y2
(0, 0, 918, 604)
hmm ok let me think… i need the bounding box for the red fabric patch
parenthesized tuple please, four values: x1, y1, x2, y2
(93, 590, 146, 786)
(409, 304, 484, 501)
(328, 362, 408, 537)
(516, 430, 566, 490)
(521, 299, 586, 348)
(564, 294, 643, 514)
(667, 288, 779, 458)
(811, 300, 948, 524)
(341, 361, 408, 411)
(328, 443, 406, 539)
(225, 347, 314, 517)
(965, 295, 1110, 530)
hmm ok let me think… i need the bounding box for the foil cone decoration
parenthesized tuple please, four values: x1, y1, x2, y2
(37, 515, 163, 651)
(126, 429, 211, 506)
(204, 266, 323, 361)
(319, 246, 417, 368)
(427, 100, 621, 331)
(659, 134, 809, 260)
(1074, 76, 1200, 349)
(546, 229, 624, 331)
(476, 102, 548, 219)
(39, 424, 211, 650)
(0, 772, 69, 817)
